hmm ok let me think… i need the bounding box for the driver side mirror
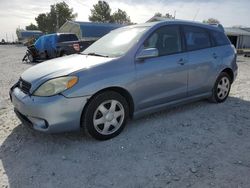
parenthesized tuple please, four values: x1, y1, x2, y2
(136, 48, 159, 60)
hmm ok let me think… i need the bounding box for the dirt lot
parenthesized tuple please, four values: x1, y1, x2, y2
(0, 45, 250, 188)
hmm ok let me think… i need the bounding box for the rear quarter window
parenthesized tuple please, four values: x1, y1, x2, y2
(210, 30, 231, 46)
(183, 26, 211, 51)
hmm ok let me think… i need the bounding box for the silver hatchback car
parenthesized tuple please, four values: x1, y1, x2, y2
(10, 20, 238, 140)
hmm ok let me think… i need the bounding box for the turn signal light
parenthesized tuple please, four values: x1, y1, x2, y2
(67, 77, 78, 89)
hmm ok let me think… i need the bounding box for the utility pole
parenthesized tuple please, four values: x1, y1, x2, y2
(6, 33, 8, 43)
(56, 10, 59, 31)
(193, 8, 200, 21)
(174, 10, 176, 19)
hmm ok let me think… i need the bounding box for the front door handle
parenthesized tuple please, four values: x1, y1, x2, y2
(177, 58, 186, 65)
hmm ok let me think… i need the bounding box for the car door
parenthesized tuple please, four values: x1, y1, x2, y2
(182, 25, 219, 96)
(134, 25, 189, 110)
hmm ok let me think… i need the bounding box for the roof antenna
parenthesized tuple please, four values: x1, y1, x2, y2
(193, 8, 200, 21)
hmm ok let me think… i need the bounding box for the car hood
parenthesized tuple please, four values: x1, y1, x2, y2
(21, 54, 115, 84)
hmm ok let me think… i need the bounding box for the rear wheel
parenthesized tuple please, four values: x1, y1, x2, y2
(60, 51, 67, 57)
(210, 72, 231, 103)
(82, 91, 129, 140)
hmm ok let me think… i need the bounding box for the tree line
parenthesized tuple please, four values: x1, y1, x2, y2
(24, 1, 220, 34)
(25, 1, 131, 33)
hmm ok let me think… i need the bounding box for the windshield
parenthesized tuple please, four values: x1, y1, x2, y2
(83, 26, 149, 57)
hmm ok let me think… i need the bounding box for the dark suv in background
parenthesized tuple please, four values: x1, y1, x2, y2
(54, 33, 94, 57)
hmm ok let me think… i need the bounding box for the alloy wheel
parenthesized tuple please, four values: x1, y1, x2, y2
(93, 100, 125, 135)
(217, 76, 230, 100)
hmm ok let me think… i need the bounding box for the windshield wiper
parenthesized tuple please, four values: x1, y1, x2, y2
(82, 52, 109, 58)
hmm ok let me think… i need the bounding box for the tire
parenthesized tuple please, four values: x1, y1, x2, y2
(210, 72, 232, 103)
(45, 51, 49, 59)
(60, 52, 67, 57)
(22, 54, 28, 63)
(82, 91, 129, 140)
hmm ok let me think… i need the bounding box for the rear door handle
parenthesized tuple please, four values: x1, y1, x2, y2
(212, 53, 218, 59)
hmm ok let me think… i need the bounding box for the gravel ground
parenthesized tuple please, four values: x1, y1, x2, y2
(0, 45, 250, 188)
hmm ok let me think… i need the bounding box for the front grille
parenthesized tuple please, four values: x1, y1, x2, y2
(18, 78, 31, 94)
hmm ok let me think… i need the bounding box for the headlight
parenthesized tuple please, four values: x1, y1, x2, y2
(34, 76, 78, 97)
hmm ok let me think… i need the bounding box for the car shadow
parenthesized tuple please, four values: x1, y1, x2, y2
(1, 96, 250, 187)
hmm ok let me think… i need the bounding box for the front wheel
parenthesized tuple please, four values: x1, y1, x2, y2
(22, 54, 28, 63)
(210, 72, 231, 103)
(22, 52, 33, 63)
(82, 91, 129, 140)
(27, 52, 33, 62)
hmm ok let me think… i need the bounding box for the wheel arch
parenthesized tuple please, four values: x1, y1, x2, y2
(221, 68, 234, 83)
(81, 87, 135, 125)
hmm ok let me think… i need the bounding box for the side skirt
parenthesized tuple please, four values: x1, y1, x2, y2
(133, 92, 212, 119)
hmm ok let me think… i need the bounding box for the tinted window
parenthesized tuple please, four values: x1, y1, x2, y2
(144, 26, 182, 56)
(183, 26, 211, 51)
(211, 31, 230, 46)
(58, 34, 78, 42)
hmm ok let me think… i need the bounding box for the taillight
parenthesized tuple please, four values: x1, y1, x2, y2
(73, 43, 80, 51)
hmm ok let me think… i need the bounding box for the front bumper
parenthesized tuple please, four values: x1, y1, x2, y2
(10, 87, 89, 133)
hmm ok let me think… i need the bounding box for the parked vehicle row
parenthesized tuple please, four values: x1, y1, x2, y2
(11, 20, 237, 140)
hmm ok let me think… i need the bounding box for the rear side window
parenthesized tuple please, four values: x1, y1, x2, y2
(58, 34, 78, 42)
(144, 25, 182, 56)
(210, 31, 230, 46)
(183, 26, 211, 51)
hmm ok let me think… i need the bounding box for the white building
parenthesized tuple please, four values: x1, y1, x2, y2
(16, 30, 43, 44)
(224, 27, 250, 49)
(58, 21, 122, 41)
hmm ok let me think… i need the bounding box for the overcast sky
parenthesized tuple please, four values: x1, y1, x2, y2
(0, 0, 249, 41)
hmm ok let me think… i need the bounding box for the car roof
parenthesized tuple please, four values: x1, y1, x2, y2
(124, 19, 224, 32)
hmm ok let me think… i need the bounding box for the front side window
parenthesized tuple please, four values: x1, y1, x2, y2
(144, 26, 182, 56)
(183, 26, 211, 51)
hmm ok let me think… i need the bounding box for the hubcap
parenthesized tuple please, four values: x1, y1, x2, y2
(93, 100, 125, 135)
(217, 77, 230, 100)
